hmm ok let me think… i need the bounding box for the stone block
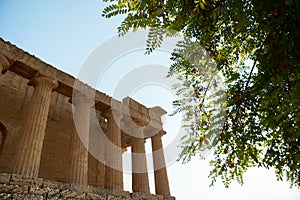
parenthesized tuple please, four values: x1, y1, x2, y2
(86, 192, 106, 200)
(0, 174, 175, 200)
(46, 188, 60, 197)
(132, 192, 164, 200)
(13, 194, 43, 200)
(70, 183, 92, 193)
(164, 196, 176, 200)
(10, 174, 43, 187)
(107, 195, 125, 200)
(0, 183, 12, 193)
(28, 185, 42, 195)
(10, 184, 29, 195)
(104, 188, 131, 198)
(43, 179, 70, 190)
(0, 173, 11, 183)
(59, 189, 76, 198)
(0, 193, 13, 199)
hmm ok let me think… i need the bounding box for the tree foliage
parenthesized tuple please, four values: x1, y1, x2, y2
(102, 0, 300, 187)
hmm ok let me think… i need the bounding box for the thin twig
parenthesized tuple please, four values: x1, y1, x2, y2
(244, 33, 270, 91)
(244, 59, 257, 90)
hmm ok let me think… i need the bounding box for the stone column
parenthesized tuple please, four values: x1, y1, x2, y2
(96, 161, 105, 188)
(0, 55, 11, 74)
(103, 109, 123, 190)
(130, 132, 150, 193)
(151, 131, 171, 196)
(12, 76, 58, 177)
(67, 93, 94, 185)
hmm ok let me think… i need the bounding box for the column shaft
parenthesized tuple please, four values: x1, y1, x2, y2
(131, 136, 150, 193)
(12, 76, 58, 177)
(96, 161, 105, 187)
(67, 94, 93, 185)
(104, 109, 123, 190)
(151, 132, 171, 196)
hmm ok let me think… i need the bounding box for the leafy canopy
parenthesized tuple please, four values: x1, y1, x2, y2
(102, 0, 300, 187)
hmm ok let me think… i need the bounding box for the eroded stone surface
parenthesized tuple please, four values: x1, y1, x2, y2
(0, 173, 175, 200)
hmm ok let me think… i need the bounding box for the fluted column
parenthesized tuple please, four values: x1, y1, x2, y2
(151, 131, 171, 196)
(103, 109, 123, 190)
(130, 131, 150, 193)
(0, 55, 11, 74)
(67, 93, 94, 185)
(96, 161, 105, 188)
(12, 76, 58, 177)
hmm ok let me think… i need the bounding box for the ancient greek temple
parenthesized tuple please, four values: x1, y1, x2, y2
(0, 38, 175, 200)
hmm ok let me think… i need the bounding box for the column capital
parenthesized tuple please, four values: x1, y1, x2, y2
(29, 76, 58, 89)
(128, 128, 146, 146)
(0, 55, 12, 74)
(122, 147, 128, 153)
(72, 92, 94, 107)
(151, 130, 166, 139)
(128, 136, 146, 147)
(129, 127, 146, 142)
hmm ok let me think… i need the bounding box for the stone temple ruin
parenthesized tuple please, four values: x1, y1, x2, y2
(0, 38, 175, 199)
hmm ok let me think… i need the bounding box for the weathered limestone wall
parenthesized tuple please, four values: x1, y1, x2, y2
(0, 70, 101, 185)
(0, 71, 31, 173)
(0, 173, 175, 200)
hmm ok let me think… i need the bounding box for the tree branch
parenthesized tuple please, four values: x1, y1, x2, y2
(244, 59, 257, 90)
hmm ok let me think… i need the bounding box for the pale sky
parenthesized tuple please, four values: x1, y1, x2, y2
(0, 1, 299, 200)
